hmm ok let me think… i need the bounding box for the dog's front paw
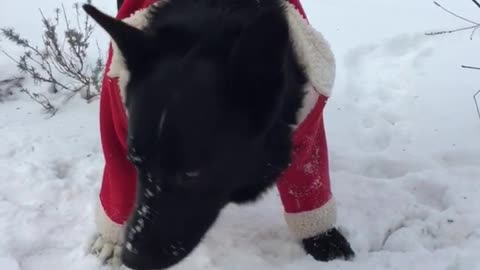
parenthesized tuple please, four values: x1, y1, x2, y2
(87, 233, 123, 267)
(302, 228, 355, 261)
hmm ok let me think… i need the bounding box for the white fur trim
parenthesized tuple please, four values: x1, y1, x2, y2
(107, 1, 336, 115)
(283, 1, 336, 98)
(95, 200, 126, 245)
(284, 198, 337, 239)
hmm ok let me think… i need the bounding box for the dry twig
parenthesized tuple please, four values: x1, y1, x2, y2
(425, 1, 480, 40)
(0, 0, 104, 114)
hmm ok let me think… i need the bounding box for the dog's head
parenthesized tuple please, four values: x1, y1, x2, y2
(84, 3, 295, 269)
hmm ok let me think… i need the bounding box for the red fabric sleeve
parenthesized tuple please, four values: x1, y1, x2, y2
(98, 0, 158, 224)
(276, 95, 333, 214)
(275, 0, 334, 215)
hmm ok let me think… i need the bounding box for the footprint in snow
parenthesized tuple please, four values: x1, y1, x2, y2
(342, 33, 434, 152)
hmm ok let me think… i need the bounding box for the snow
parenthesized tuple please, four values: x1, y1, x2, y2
(1, 0, 480, 269)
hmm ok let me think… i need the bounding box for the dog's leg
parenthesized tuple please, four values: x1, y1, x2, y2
(277, 99, 355, 261)
(85, 201, 126, 267)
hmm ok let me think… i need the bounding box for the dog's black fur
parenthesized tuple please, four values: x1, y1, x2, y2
(84, 0, 353, 269)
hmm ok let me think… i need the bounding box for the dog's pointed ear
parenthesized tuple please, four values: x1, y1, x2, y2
(227, 8, 291, 136)
(83, 4, 153, 70)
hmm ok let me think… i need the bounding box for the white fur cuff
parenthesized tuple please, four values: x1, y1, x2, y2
(283, 1, 336, 97)
(284, 198, 337, 239)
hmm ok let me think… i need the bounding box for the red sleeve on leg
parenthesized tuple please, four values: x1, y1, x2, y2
(97, 0, 158, 225)
(276, 95, 332, 214)
(99, 0, 163, 225)
(99, 45, 137, 225)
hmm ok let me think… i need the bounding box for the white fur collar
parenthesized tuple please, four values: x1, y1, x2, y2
(107, 0, 335, 124)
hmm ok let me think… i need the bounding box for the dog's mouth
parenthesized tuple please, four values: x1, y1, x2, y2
(121, 181, 227, 270)
(121, 202, 190, 269)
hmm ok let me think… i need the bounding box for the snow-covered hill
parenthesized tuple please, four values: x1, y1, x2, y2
(1, 0, 479, 269)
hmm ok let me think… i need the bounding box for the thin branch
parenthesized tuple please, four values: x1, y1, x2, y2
(24, 52, 69, 88)
(474, 90, 480, 120)
(430, 1, 480, 121)
(62, 3, 84, 68)
(426, 1, 480, 38)
(20, 88, 58, 115)
(426, 24, 480, 36)
(40, 8, 84, 83)
(472, 0, 480, 9)
(462, 65, 480, 70)
(470, 26, 480, 39)
(62, 86, 83, 104)
(1, 49, 21, 65)
(74, 3, 83, 36)
(433, 1, 479, 25)
(2, 49, 58, 87)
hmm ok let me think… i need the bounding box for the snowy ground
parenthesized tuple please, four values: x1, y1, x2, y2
(1, 0, 480, 269)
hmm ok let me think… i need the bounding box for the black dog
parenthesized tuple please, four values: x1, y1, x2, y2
(84, 0, 353, 268)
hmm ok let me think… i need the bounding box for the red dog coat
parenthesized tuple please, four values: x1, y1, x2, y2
(96, 0, 338, 243)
